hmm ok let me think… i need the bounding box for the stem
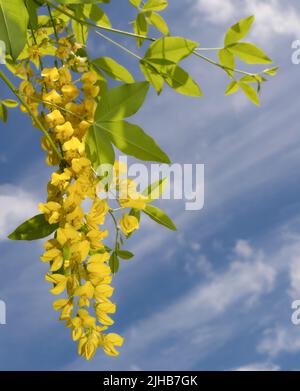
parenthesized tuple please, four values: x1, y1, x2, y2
(195, 47, 222, 51)
(0, 70, 63, 161)
(193, 51, 254, 77)
(44, 0, 154, 42)
(93, 30, 142, 61)
(109, 209, 120, 251)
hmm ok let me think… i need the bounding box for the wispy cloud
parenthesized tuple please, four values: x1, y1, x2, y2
(194, 0, 300, 41)
(0, 184, 38, 241)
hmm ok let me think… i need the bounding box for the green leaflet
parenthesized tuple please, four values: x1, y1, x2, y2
(95, 121, 170, 163)
(163, 64, 202, 97)
(225, 81, 239, 96)
(143, 0, 168, 12)
(238, 82, 260, 106)
(134, 12, 148, 47)
(90, 81, 170, 165)
(143, 205, 177, 231)
(92, 57, 134, 83)
(219, 48, 235, 78)
(0, 0, 29, 60)
(1, 99, 18, 108)
(142, 177, 167, 200)
(109, 252, 119, 274)
(140, 60, 164, 94)
(117, 250, 134, 260)
(95, 81, 150, 121)
(83, 4, 111, 27)
(25, 0, 39, 30)
(145, 36, 198, 63)
(224, 15, 255, 46)
(263, 66, 279, 76)
(129, 0, 142, 7)
(8, 214, 58, 241)
(148, 12, 169, 35)
(85, 125, 115, 170)
(0, 103, 7, 123)
(227, 42, 272, 64)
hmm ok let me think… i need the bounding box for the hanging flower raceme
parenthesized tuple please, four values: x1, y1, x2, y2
(3, 0, 274, 363)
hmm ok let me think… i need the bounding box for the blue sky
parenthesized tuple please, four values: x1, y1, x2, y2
(1, 0, 300, 371)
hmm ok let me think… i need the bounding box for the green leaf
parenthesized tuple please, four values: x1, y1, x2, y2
(129, 0, 142, 8)
(2, 99, 18, 108)
(95, 120, 170, 163)
(83, 4, 111, 27)
(0, 104, 7, 123)
(72, 5, 88, 44)
(163, 64, 202, 97)
(140, 60, 164, 94)
(143, 0, 168, 12)
(8, 214, 58, 241)
(227, 42, 272, 64)
(224, 15, 255, 46)
(225, 81, 239, 95)
(129, 208, 141, 222)
(134, 12, 148, 47)
(219, 48, 235, 78)
(263, 66, 279, 76)
(145, 36, 198, 63)
(109, 252, 119, 274)
(25, 0, 39, 30)
(143, 205, 177, 231)
(0, 0, 29, 60)
(117, 250, 134, 260)
(148, 12, 169, 35)
(92, 57, 134, 83)
(142, 177, 167, 199)
(95, 81, 150, 122)
(85, 124, 115, 171)
(238, 81, 260, 106)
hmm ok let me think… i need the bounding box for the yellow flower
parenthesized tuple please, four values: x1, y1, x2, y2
(58, 67, 72, 86)
(119, 213, 139, 235)
(63, 137, 85, 159)
(95, 300, 116, 326)
(19, 80, 35, 97)
(86, 228, 108, 249)
(81, 70, 98, 85)
(82, 83, 100, 98)
(100, 333, 124, 357)
(40, 247, 63, 272)
(45, 109, 65, 127)
(51, 169, 72, 191)
(41, 67, 60, 83)
(39, 201, 62, 224)
(86, 199, 109, 227)
(45, 273, 68, 295)
(43, 90, 62, 105)
(71, 157, 91, 175)
(54, 121, 74, 142)
(62, 84, 80, 100)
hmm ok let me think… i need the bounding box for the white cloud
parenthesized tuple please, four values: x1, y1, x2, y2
(194, 0, 300, 41)
(234, 240, 254, 258)
(0, 184, 38, 240)
(67, 240, 277, 370)
(258, 326, 300, 357)
(235, 362, 280, 371)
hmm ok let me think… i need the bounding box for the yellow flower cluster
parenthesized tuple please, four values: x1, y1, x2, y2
(35, 66, 125, 360)
(16, 29, 147, 360)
